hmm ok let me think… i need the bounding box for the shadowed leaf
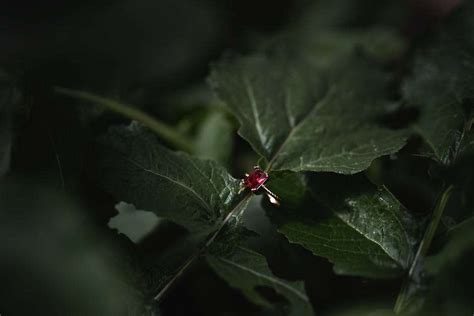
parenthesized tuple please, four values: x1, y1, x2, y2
(402, 2, 474, 164)
(208, 228, 314, 316)
(96, 123, 241, 234)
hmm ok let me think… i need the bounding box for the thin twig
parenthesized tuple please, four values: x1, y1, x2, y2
(48, 131, 65, 190)
(153, 193, 252, 302)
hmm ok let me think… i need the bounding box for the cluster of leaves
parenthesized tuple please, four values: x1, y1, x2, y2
(85, 2, 473, 314)
(2, 1, 473, 315)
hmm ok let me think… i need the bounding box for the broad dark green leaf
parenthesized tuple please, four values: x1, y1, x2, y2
(96, 122, 241, 234)
(402, 3, 474, 164)
(208, 229, 314, 316)
(267, 174, 420, 278)
(275, 216, 401, 278)
(210, 52, 407, 174)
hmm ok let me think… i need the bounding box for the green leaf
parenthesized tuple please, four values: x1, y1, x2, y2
(193, 110, 234, 165)
(267, 174, 420, 278)
(108, 202, 161, 243)
(265, 171, 310, 209)
(210, 52, 407, 174)
(275, 216, 401, 278)
(96, 122, 242, 234)
(402, 3, 474, 164)
(208, 230, 314, 316)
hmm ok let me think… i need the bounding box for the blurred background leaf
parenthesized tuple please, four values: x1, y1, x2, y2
(0, 178, 152, 315)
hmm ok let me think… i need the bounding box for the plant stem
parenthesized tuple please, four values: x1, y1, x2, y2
(153, 193, 252, 302)
(54, 87, 195, 153)
(415, 185, 454, 260)
(393, 185, 454, 314)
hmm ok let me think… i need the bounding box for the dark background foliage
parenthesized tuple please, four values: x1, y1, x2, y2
(0, 0, 472, 315)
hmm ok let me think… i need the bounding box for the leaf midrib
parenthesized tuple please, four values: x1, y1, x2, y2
(308, 190, 405, 269)
(281, 225, 390, 257)
(244, 76, 266, 151)
(125, 157, 212, 212)
(332, 189, 411, 268)
(266, 84, 334, 171)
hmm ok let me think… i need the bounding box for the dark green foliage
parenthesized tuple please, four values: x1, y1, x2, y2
(208, 245, 313, 316)
(96, 123, 241, 235)
(267, 174, 420, 279)
(2, 1, 473, 315)
(402, 2, 474, 164)
(209, 52, 407, 174)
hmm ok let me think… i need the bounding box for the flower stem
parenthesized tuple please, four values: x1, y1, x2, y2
(153, 193, 252, 302)
(54, 87, 195, 153)
(393, 185, 454, 314)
